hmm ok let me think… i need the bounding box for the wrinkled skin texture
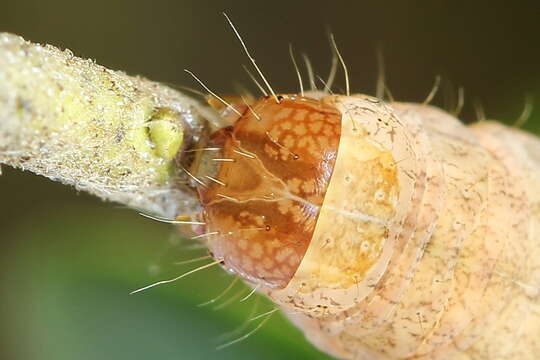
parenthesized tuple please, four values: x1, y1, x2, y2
(198, 94, 540, 359)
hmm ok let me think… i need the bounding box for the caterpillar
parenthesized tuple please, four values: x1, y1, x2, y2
(185, 95, 540, 359)
(195, 93, 540, 359)
(1, 17, 539, 360)
(170, 17, 540, 360)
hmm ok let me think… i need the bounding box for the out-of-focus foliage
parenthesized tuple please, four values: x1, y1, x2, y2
(1, 196, 331, 359)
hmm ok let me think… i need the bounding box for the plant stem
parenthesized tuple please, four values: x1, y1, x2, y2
(0, 33, 210, 218)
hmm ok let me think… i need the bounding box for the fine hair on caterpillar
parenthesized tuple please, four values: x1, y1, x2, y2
(129, 14, 540, 360)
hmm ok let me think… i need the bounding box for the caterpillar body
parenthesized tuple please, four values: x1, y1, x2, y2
(188, 92, 540, 359)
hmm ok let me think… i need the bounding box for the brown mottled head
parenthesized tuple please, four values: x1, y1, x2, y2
(197, 95, 341, 288)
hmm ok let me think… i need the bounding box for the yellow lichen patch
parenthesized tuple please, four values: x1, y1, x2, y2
(147, 109, 184, 161)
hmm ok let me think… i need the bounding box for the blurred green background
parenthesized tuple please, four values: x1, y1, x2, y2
(1, 1, 540, 359)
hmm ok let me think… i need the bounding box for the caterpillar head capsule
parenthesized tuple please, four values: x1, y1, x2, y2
(197, 95, 342, 288)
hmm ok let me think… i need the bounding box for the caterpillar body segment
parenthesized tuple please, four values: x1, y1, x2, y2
(195, 94, 540, 359)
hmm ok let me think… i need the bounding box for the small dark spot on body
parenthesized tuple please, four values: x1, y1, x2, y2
(16, 97, 32, 112)
(115, 129, 125, 142)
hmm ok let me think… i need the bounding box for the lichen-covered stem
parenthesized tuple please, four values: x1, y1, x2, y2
(0, 33, 209, 217)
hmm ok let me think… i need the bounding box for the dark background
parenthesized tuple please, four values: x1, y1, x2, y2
(1, 1, 539, 359)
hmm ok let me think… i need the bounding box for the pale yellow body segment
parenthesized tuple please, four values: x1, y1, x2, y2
(264, 96, 540, 359)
